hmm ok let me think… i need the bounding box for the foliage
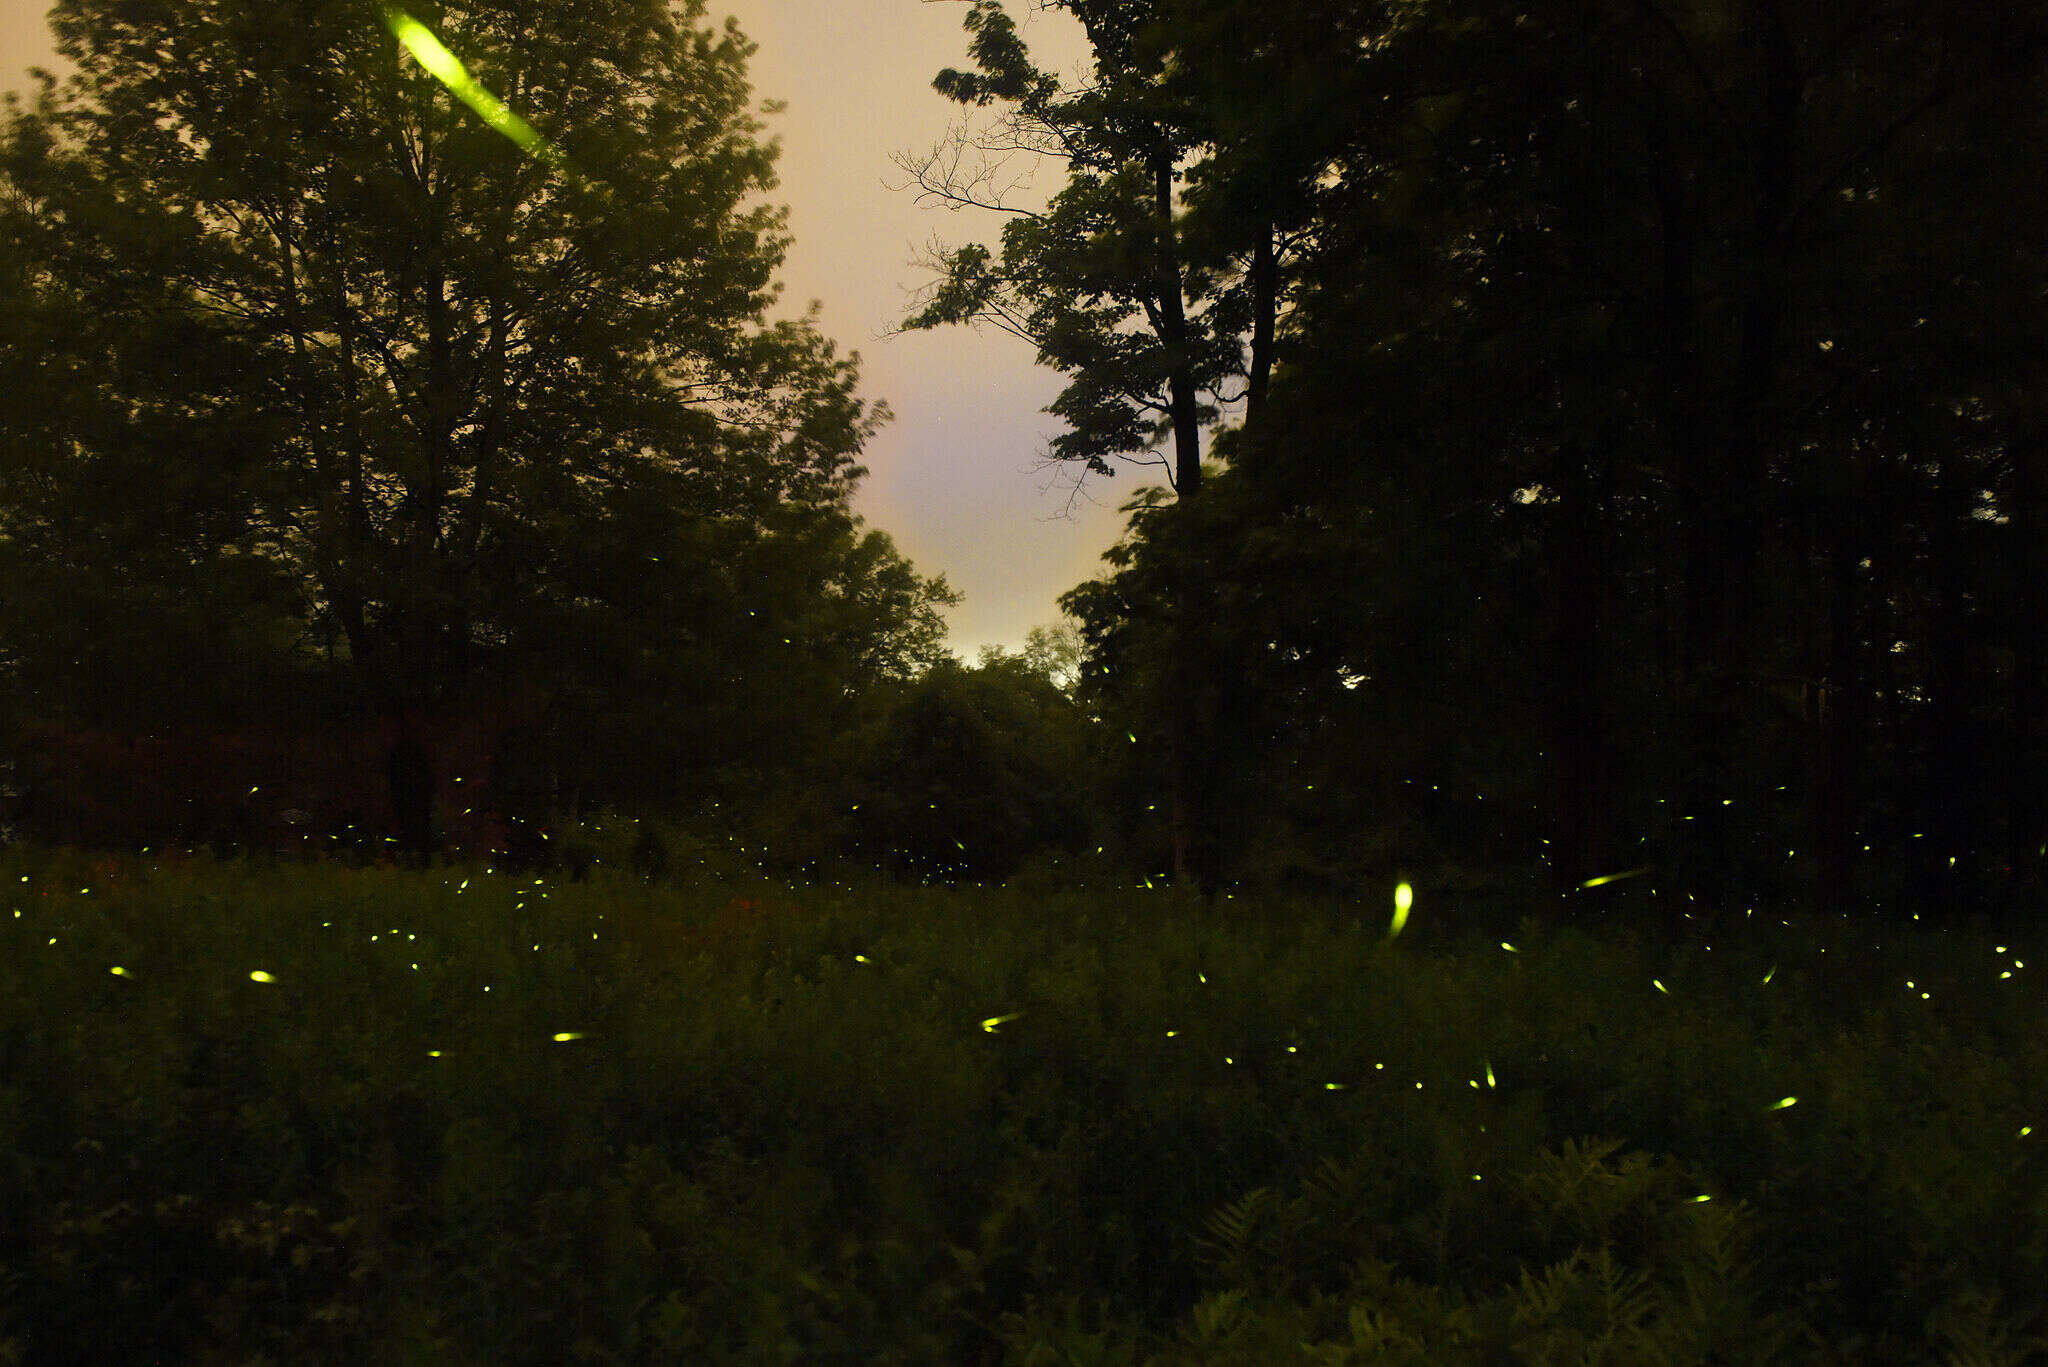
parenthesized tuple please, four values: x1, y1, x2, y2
(3, 847, 2044, 1360)
(753, 646, 1096, 883)
(902, 0, 1242, 497)
(1054, 0, 2048, 911)
(0, 0, 952, 829)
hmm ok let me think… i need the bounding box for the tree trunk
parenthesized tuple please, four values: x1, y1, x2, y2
(1810, 480, 1866, 915)
(1246, 223, 1277, 430)
(1548, 442, 1613, 892)
(1923, 522, 1987, 919)
(1686, 0, 1801, 901)
(1153, 152, 1203, 499)
(1150, 147, 1214, 894)
(2006, 427, 2048, 904)
(386, 704, 438, 869)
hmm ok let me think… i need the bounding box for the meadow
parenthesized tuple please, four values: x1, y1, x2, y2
(2, 824, 2044, 1364)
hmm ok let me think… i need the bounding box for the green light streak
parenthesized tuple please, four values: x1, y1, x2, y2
(384, 7, 562, 166)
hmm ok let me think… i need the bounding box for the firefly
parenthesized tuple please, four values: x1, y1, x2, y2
(385, 7, 563, 166)
(1581, 867, 1649, 889)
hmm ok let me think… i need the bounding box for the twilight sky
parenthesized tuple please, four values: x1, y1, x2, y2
(1, 0, 1150, 660)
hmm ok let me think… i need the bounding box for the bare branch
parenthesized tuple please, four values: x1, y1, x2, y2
(886, 135, 1047, 219)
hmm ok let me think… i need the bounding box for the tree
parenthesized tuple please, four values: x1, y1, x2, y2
(1061, 0, 2048, 916)
(900, 0, 1316, 890)
(768, 647, 1093, 882)
(900, 0, 1220, 496)
(1, 0, 952, 846)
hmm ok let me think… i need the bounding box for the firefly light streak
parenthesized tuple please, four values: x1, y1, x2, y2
(1580, 866, 1651, 889)
(383, 6, 564, 167)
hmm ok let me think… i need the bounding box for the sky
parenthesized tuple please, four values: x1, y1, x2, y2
(0, 0, 1152, 661)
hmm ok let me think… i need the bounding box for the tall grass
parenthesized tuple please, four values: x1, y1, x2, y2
(1, 836, 2042, 1363)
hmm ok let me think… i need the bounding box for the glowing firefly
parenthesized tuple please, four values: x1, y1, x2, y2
(1389, 881, 1412, 939)
(384, 7, 563, 166)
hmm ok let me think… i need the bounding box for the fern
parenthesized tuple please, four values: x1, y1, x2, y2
(1188, 1288, 1248, 1343)
(1927, 1286, 2048, 1367)
(1195, 1187, 1279, 1292)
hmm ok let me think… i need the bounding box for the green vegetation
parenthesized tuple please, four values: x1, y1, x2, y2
(4, 0, 2045, 1356)
(3, 841, 2041, 1363)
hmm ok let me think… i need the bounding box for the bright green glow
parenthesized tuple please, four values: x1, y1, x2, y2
(981, 1012, 1022, 1033)
(1769, 1095, 1797, 1111)
(1762, 964, 1777, 984)
(385, 7, 561, 165)
(1653, 978, 1668, 994)
(1389, 881, 1412, 938)
(249, 970, 276, 983)
(1580, 866, 1649, 888)
(553, 1031, 586, 1041)
(1484, 1061, 1496, 1088)
(110, 965, 132, 977)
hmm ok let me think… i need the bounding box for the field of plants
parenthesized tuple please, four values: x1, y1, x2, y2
(2, 825, 2044, 1364)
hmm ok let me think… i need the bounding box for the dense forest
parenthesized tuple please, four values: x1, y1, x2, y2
(4, 0, 2045, 920)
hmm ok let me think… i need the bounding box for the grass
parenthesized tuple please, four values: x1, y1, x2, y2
(1, 833, 2044, 1363)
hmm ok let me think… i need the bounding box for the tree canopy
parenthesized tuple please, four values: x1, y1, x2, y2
(1, 0, 954, 828)
(913, 0, 2048, 912)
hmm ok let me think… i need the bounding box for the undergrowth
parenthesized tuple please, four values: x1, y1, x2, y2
(0, 837, 2042, 1363)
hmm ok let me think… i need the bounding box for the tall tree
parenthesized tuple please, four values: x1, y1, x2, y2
(1062, 0, 2048, 914)
(0, 0, 951, 844)
(901, 0, 1310, 889)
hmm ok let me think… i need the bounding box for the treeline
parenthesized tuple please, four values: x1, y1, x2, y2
(904, 0, 2048, 913)
(6, 0, 2047, 917)
(0, 0, 960, 865)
